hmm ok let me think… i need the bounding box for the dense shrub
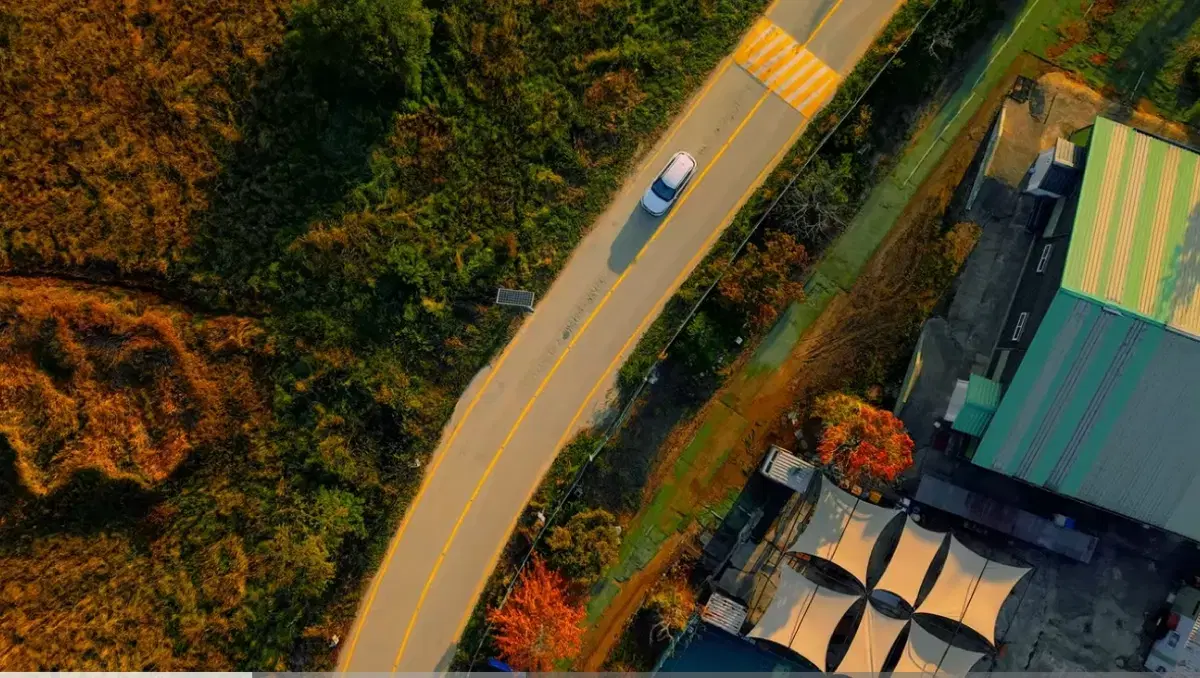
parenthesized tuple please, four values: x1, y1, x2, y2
(286, 0, 433, 97)
(545, 508, 621, 589)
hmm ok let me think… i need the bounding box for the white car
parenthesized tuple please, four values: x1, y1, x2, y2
(641, 151, 697, 216)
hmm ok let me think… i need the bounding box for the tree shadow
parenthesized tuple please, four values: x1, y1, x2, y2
(581, 359, 718, 514)
(1101, 1, 1200, 107)
(0, 464, 161, 541)
(185, 34, 405, 311)
(1164, 202, 1200, 329)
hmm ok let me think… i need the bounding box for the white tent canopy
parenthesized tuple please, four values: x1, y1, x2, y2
(835, 497, 900, 586)
(873, 517, 947, 607)
(788, 478, 897, 586)
(792, 583, 861, 671)
(749, 565, 861, 671)
(789, 478, 857, 563)
(750, 566, 815, 648)
(962, 558, 1030, 646)
(915, 536, 1030, 646)
(893, 619, 985, 677)
(835, 601, 908, 675)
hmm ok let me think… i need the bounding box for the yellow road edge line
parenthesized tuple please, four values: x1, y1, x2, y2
(341, 2, 795, 666)
(390, 88, 774, 670)
(374, 0, 849, 666)
(447, 117, 811, 653)
(337, 319, 532, 673)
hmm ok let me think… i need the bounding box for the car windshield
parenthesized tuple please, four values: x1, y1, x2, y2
(651, 177, 678, 201)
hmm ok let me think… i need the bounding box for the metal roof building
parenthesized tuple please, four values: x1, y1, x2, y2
(973, 117, 1200, 542)
(1061, 118, 1200, 338)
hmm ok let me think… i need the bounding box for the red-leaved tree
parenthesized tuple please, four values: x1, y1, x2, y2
(813, 393, 914, 485)
(488, 557, 585, 671)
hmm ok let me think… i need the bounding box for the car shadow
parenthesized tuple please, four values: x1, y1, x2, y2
(607, 206, 663, 273)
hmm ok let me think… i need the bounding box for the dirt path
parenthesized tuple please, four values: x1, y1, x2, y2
(576, 531, 687, 671)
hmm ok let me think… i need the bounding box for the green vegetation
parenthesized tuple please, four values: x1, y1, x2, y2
(618, 0, 1002, 395)
(546, 508, 622, 591)
(1044, 0, 1200, 123)
(602, 568, 694, 671)
(456, 0, 1011, 668)
(0, 0, 768, 669)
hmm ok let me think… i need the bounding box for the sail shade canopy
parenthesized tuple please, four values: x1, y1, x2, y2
(915, 536, 1030, 645)
(789, 478, 858, 563)
(835, 601, 908, 675)
(892, 619, 985, 677)
(789, 477, 898, 586)
(749, 565, 861, 671)
(873, 517, 947, 606)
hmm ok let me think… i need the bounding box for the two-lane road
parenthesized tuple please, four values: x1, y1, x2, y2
(339, 0, 902, 670)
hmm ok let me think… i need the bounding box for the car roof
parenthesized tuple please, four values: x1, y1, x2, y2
(661, 152, 696, 187)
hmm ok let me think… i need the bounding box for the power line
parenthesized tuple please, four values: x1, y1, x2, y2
(465, 2, 939, 670)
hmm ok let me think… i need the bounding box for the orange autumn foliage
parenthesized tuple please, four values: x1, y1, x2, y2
(0, 532, 247, 670)
(0, 279, 269, 495)
(488, 557, 585, 671)
(813, 392, 913, 485)
(0, 0, 289, 275)
(717, 232, 809, 327)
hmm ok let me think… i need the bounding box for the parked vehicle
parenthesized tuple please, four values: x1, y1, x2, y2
(641, 151, 697, 216)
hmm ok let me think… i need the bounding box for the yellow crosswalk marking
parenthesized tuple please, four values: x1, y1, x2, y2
(733, 17, 841, 118)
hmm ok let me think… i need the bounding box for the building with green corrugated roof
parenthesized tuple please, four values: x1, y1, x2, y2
(972, 117, 1200, 542)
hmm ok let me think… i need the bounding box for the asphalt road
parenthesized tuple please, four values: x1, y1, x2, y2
(339, 0, 902, 671)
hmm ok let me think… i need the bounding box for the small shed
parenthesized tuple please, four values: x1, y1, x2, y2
(1026, 138, 1083, 198)
(949, 374, 1001, 437)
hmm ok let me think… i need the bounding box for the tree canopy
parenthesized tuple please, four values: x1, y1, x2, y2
(286, 0, 432, 96)
(813, 392, 914, 485)
(545, 508, 621, 589)
(487, 557, 585, 671)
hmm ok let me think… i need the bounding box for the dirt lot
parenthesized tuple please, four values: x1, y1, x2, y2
(977, 521, 1195, 671)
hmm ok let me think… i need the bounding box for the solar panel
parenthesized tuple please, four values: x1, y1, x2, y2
(495, 288, 535, 311)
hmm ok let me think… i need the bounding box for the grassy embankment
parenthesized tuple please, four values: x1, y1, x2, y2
(580, 0, 1200, 669)
(454, 0, 1037, 668)
(0, 0, 769, 669)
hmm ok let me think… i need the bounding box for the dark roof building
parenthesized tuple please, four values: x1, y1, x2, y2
(973, 117, 1200, 542)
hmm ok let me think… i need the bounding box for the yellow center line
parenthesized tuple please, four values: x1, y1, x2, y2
(337, 3, 785, 671)
(446, 117, 812, 650)
(391, 87, 775, 670)
(633, 0, 787, 178)
(808, 0, 846, 42)
(343, 0, 852, 669)
(391, 0, 855, 668)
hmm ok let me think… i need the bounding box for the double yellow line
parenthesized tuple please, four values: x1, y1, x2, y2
(339, 0, 847, 671)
